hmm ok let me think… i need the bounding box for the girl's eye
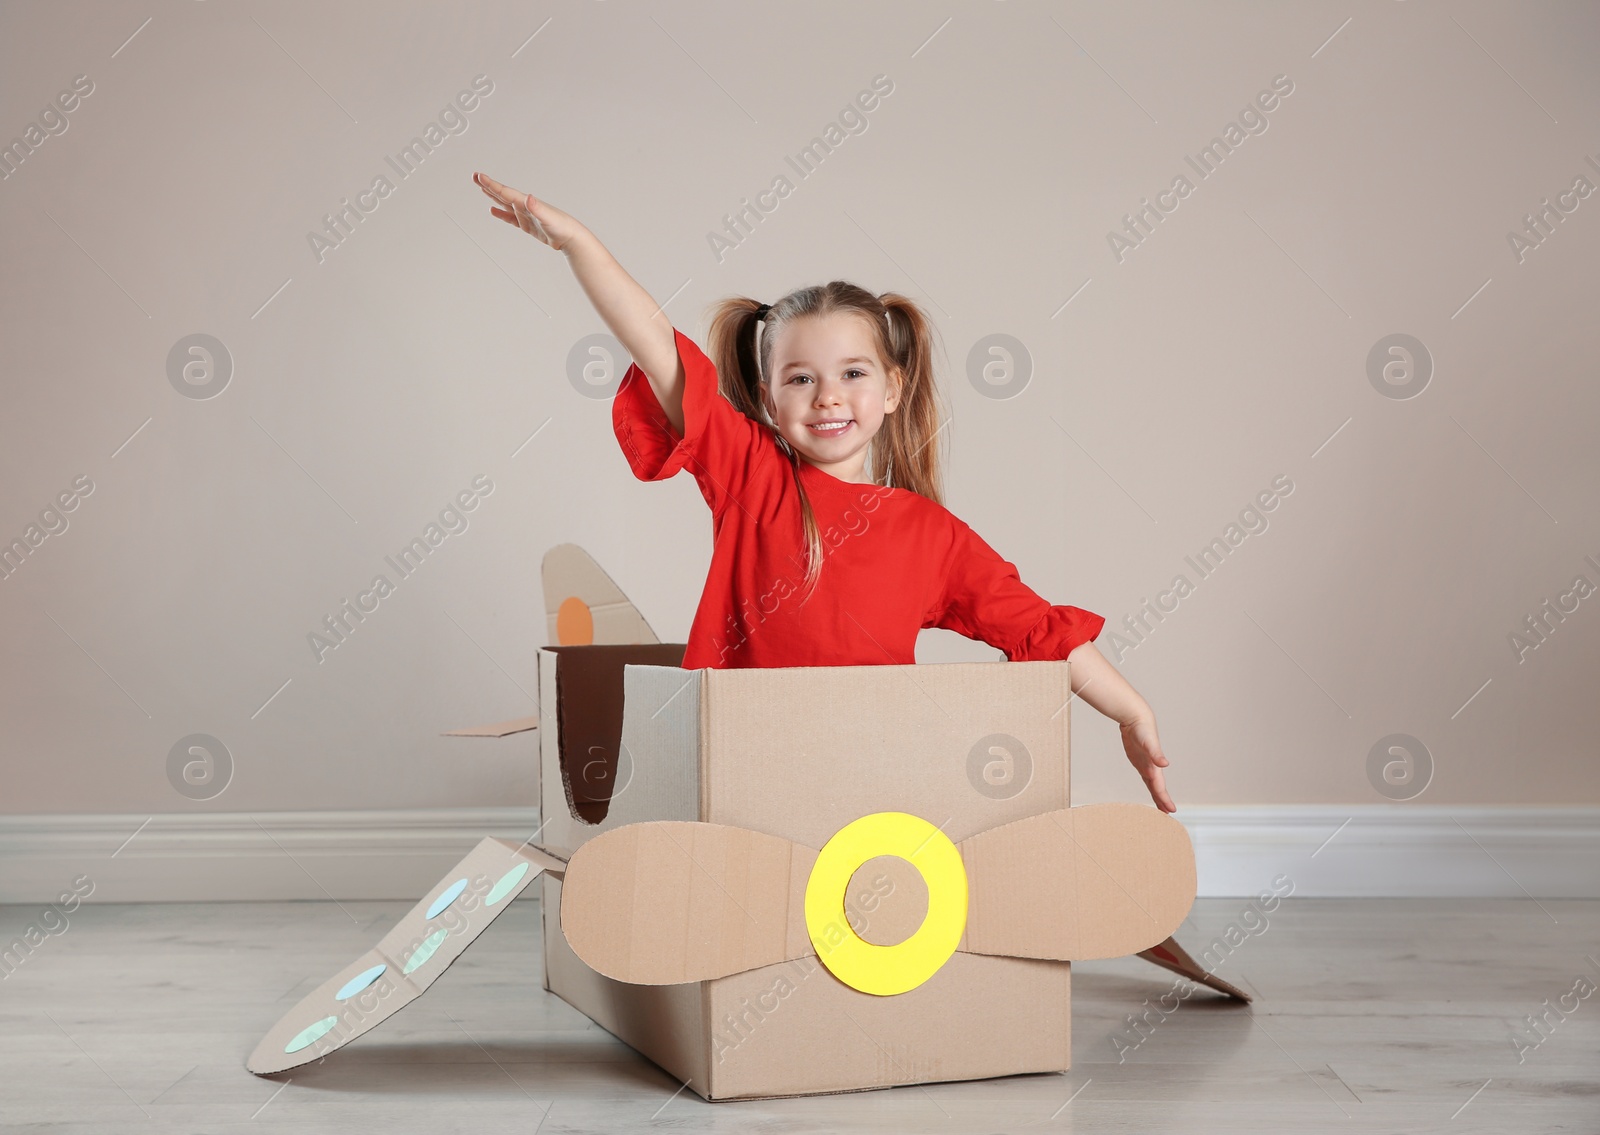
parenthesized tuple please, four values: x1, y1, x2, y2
(790, 370, 866, 383)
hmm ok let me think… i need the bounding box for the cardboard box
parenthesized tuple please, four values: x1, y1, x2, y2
(248, 544, 1223, 1090)
(536, 642, 1079, 1100)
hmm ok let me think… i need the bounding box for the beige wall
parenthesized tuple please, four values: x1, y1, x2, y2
(1, 1, 1595, 817)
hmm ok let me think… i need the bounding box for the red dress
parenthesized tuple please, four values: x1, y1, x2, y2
(612, 329, 1105, 670)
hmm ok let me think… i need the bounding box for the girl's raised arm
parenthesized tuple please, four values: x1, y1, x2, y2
(474, 172, 686, 434)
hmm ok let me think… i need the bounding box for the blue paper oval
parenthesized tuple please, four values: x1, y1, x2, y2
(425, 878, 469, 920)
(335, 963, 387, 1001)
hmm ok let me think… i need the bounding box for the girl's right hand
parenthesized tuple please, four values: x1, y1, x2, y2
(473, 172, 587, 252)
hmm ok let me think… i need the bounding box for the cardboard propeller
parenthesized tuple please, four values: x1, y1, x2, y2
(560, 803, 1197, 994)
(248, 838, 566, 1075)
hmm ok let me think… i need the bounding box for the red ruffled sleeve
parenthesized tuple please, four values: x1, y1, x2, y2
(611, 328, 769, 518)
(927, 516, 1105, 660)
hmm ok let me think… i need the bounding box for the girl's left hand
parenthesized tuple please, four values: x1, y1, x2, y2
(472, 172, 587, 252)
(1120, 714, 1176, 813)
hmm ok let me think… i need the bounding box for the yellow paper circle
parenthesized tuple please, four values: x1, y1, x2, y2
(803, 811, 968, 996)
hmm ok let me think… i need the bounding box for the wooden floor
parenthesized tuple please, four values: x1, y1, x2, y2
(1, 895, 1596, 1133)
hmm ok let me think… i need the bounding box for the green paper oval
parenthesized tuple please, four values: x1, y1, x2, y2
(485, 862, 530, 906)
(402, 927, 449, 975)
(284, 1015, 338, 1054)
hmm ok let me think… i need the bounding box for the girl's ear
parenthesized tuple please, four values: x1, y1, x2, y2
(884, 369, 903, 414)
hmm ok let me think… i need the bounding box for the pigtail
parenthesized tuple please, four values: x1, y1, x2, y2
(873, 292, 946, 507)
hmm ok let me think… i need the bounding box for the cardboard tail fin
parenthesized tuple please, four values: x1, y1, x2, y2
(1136, 936, 1254, 1003)
(442, 543, 656, 737)
(247, 837, 566, 1075)
(541, 542, 659, 646)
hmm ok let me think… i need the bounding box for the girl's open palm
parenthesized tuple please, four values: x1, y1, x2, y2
(1121, 715, 1177, 814)
(473, 172, 585, 252)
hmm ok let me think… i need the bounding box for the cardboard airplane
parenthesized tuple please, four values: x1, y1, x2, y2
(249, 543, 1247, 1087)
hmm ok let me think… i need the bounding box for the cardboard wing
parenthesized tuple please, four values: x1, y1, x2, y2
(248, 838, 566, 1075)
(559, 803, 1198, 990)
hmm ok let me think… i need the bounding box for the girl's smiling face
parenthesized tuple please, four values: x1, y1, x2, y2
(760, 313, 901, 484)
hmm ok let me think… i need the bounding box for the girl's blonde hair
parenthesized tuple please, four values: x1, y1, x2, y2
(706, 281, 946, 606)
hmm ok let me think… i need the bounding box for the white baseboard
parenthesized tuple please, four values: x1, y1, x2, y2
(1178, 805, 1600, 898)
(0, 808, 542, 904)
(1, 805, 1595, 904)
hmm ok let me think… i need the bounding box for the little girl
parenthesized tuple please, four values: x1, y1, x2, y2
(474, 172, 1176, 814)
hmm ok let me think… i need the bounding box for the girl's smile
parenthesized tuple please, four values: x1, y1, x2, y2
(806, 417, 855, 437)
